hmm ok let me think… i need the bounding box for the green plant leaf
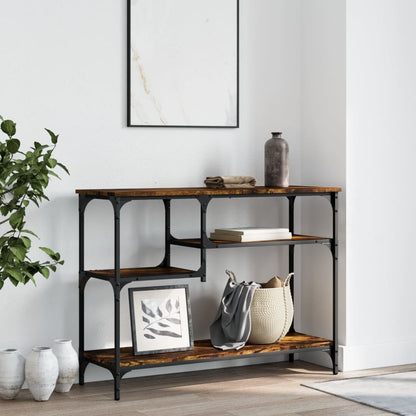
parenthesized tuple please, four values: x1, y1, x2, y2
(39, 246, 55, 258)
(13, 185, 27, 199)
(0, 280, 3, 290)
(22, 271, 36, 285)
(22, 229, 39, 238)
(9, 209, 24, 229)
(44, 128, 58, 144)
(0, 206, 9, 216)
(48, 171, 61, 180)
(9, 246, 27, 262)
(33, 142, 47, 150)
(9, 277, 19, 287)
(21, 236, 31, 248)
(47, 158, 57, 168)
(1, 120, 16, 137)
(57, 162, 70, 175)
(6, 138, 20, 153)
(40, 267, 50, 278)
(6, 268, 24, 283)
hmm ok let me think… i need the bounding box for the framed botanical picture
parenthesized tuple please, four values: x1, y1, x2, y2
(127, 0, 239, 127)
(128, 285, 194, 355)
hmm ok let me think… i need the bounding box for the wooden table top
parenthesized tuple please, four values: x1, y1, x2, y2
(76, 185, 341, 198)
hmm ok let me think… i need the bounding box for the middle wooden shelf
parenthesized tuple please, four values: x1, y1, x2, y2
(84, 234, 331, 284)
(172, 234, 331, 248)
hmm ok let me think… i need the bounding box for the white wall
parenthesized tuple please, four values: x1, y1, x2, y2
(0, 0, 303, 382)
(298, 0, 346, 368)
(343, 0, 416, 370)
(299, 0, 416, 372)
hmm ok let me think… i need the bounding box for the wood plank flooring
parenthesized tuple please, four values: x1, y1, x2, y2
(2, 360, 414, 416)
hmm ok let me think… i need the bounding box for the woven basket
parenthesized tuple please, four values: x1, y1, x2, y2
(248, 273, 294, 344)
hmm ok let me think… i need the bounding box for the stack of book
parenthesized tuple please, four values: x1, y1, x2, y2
(209, 227, 292, 242)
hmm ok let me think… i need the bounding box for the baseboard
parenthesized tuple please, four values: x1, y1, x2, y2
(339, 340, 416, 371)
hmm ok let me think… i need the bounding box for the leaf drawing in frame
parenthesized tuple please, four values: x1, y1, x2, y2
(141, 301, 156, 318)
(140, 297, 182, 340)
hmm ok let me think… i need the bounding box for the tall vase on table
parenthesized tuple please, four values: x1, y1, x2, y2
(264, 131, 289, 187)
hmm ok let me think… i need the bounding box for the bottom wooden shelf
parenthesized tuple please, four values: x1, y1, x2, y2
(83, 332, 332, 369)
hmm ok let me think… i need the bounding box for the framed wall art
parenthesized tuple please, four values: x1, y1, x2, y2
(128, 285, 194, 355)
(127, 0, 239, 127)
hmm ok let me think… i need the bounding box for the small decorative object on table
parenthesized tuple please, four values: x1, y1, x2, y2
(25, 347, 58, 401)
(204, 176, 256, 189)
(52, 339, 78, 393)
(129, 285, 193, 355)
(0, 348, 25, 400)
(248, 273, 294, 344)
(264, 132, 289, 187)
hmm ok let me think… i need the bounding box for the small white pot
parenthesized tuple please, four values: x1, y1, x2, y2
(25, 347, 58, 401)
(0, 349, 25, 400)
(52, 339, 78, 393)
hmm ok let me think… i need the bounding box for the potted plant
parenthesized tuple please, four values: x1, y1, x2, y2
(0, 116, 68, 289)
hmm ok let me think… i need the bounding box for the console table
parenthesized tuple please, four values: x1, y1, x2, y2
(76, 185, 341, 400)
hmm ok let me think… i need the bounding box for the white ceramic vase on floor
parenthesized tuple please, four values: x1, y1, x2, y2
(0, 349, 25, 400)
(52, 339, 78, 393)
(25, 347, 58, 401)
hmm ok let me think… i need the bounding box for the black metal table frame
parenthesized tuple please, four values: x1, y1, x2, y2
(78, 190, 339, 400)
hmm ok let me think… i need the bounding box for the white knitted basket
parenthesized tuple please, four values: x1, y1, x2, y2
(248, 273, 294, 344)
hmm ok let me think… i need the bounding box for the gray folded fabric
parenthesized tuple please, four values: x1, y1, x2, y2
(204, 176, 256, 189)
(210, 278, 260, 350)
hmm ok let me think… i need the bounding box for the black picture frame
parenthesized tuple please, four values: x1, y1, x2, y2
(128, 285, 194, 355)
(127, 0, 239, 128)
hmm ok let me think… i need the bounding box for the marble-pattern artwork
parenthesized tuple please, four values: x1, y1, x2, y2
(129, 0, 238, 127)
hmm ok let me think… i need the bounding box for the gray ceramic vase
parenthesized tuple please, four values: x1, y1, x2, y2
(264, 132, 289, 187)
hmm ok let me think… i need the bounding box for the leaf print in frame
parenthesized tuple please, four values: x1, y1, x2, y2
(141, 297, 182, 340)
(129, 285, 194, 355)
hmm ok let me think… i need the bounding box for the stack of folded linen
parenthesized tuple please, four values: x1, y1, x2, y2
(204, 175, 256, 189)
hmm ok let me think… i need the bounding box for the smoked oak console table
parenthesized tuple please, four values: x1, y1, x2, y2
(76, 186, 341, 400)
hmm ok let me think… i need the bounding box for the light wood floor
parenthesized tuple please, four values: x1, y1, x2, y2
(2, 360, 415, 416)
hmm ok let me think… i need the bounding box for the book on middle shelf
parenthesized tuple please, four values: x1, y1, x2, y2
(210, 227, 292, 242)
(213, 227, 290, 236)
